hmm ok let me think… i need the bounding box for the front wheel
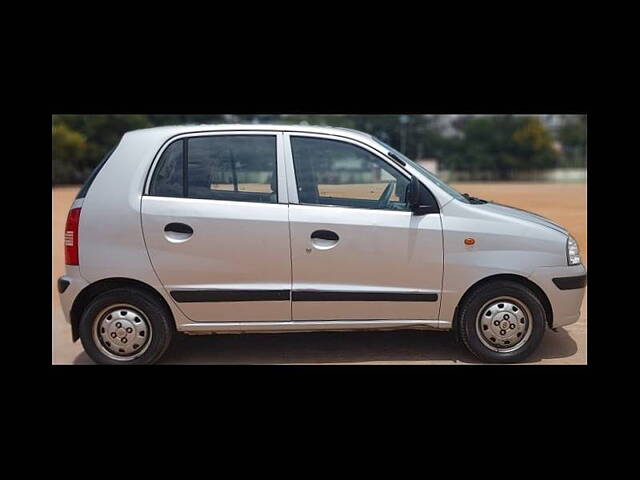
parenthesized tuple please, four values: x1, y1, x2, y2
(458, 280, 546, 363)
(79, 288, 174, 365)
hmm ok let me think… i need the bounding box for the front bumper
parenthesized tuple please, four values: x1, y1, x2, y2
(529, 264, 587, 328)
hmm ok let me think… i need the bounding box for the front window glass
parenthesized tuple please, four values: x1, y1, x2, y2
(291, 136, 410, 211)
(372, 137, 470, 203)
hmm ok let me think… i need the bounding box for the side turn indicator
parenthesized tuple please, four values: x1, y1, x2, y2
(464, 238, 475, 246)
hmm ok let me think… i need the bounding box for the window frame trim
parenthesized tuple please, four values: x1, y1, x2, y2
(285, 132, 414, 213)
(144, 131, 288, 205)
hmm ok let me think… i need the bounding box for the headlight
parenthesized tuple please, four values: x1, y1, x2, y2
(566, 236, 581, 265)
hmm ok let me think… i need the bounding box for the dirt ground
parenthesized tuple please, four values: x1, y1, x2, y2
(52, 183, 587, 365)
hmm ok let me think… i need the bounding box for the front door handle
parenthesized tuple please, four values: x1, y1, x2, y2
(164, 222, 193, 242)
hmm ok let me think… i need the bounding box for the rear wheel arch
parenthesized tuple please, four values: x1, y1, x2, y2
(452, 273, 553, 336)
(70, 278, 175, 342)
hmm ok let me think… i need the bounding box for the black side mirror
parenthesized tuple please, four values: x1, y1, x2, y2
(407, 176, 439, 215)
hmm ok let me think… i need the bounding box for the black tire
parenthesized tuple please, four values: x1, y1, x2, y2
(79, 287, 174, 365)
(458, 280, 546, 363)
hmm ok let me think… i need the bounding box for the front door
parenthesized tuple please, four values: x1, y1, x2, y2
(285, 133, 443, 321)
(141, 132, 292, 322)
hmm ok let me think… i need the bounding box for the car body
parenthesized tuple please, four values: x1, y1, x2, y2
(58, 124, 586, 364)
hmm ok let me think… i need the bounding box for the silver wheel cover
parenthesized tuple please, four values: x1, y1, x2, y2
(475, 296, 533, 353)
(92, 304, 152, 362)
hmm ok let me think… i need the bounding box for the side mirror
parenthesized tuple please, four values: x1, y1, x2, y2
(407, 176, 439, 215)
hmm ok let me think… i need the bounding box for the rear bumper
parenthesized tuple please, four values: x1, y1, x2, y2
(58, 266, 89, 330)
(57, 278, 70, 294)
(530, 264, 587, 328)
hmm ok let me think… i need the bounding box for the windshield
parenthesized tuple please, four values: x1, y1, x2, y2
(372, 137, 470, 203)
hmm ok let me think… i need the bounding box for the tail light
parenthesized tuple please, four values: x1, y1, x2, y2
(65, 207, 81, 265)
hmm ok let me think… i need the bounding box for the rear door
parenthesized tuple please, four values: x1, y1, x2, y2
(141, 131, 292, 322)
(285, 133, 443, 321)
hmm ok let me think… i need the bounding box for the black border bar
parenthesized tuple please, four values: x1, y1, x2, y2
(292, 291, 438, 302)
(170, 290, 290, 303)
(170, 289, 438, 303)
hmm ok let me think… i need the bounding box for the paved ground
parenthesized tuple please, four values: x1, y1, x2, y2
(52, 183, 587, 365)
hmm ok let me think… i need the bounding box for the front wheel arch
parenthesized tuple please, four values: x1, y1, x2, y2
(70, 278, 175, 342)
(452, 273, 553, 339)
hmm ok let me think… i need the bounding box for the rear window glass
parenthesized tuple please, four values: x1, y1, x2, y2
(186, 135, 277, 204)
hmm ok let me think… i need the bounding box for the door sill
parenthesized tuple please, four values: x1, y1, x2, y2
(179, 319, 441, 335)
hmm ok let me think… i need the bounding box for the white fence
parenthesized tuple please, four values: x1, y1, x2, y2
(436, 168, 586, 183)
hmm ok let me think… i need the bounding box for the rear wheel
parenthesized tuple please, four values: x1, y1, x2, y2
(458, 280, 546, 363)
(79, 288, 174, 365)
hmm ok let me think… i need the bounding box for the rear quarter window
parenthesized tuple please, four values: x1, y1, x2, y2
(149, 140, 184, 198)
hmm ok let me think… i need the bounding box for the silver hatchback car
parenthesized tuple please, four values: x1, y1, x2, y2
(58, 124, 586, 364)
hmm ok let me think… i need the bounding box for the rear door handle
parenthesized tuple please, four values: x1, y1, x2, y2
(165, 223, 193, 235)
(311, 230, 339, 241)
(164, 222, 193, 242)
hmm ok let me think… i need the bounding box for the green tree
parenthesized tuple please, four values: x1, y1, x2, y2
(51, 114, 574, 186)
(52, 121, 88, 184)
(512, 116, 558, 170)
(448, 115, 559, 179)
(58, 114, 151, 163)
(147, 114, 228, 125)
(52, 115, 153, 184)
(556, 115, 586, 167)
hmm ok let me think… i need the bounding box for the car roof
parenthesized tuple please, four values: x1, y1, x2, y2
(126, 123, 376, 145)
